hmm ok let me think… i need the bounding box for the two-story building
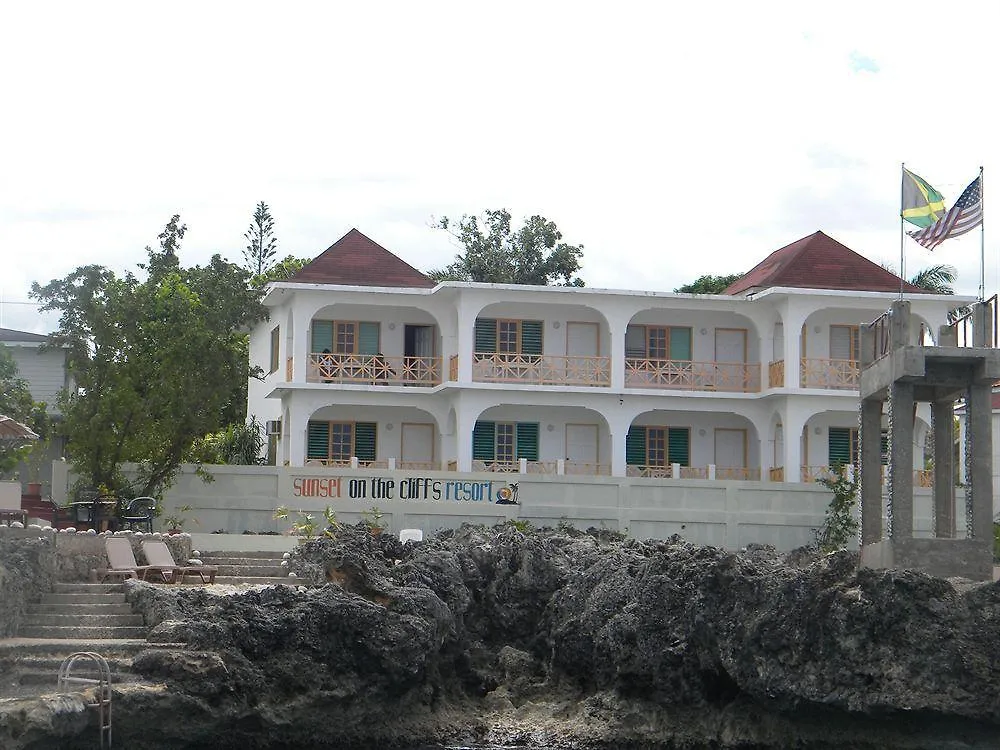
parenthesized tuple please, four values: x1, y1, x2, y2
(247, 229, 973, 486)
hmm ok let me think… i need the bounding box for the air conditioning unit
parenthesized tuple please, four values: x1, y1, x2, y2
(266, 419, 282, 436)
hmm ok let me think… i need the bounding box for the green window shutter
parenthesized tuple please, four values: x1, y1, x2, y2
(358, 322, 380, 355)
(354, 422, 377, 461)
(667, 427, 690, 466)
(474, 318, 497, 353)
(311, 321, 334, 352)
(515, 422, 539, 461)
(626, 426, 646, 466)
(520, 321, 543, 355)
(669, 327, 692, 360)
(472, 421, 496, 461)
(307, 421, 330, 460)
(829, 427, 852, 466)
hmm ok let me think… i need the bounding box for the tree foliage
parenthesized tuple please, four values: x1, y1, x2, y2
(908, 264, 956, 295)
(30, 216, 267, 497)
(243, 201, 279, 277)
(674, 273, 744, 294)
(0, 345, 37, 477)
(815, 464, 859, 553)
(250, 255, 311, 289)
(430, 209, 585, 286)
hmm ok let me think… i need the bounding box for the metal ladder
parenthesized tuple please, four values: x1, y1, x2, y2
(58, 652, 113, 748)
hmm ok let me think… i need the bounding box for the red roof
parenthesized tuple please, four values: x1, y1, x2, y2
(290, 229, 435, 288)
(723, 231, 928, 296)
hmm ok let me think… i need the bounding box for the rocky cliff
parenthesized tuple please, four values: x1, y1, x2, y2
(4, 523, 1000, 749)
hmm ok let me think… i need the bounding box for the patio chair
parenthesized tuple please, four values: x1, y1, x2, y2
(98, 537, 181, 583)
(119, 496, 156, 533)
(141, 540, 218, 584)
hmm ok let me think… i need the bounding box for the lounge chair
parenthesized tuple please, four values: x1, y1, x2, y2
(99, 537, 181, 583)
(141, 540, 218, 584)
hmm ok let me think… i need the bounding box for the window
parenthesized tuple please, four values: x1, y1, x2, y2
(625, 425, 690, 466)
(828, 427, 862, 466)
(306, 421, 377, 462)
(474, 319, 543, 355)
(269, 326, 280, 374)
(311, 321, 380, 354)
(625, 325, 692, 360)
(830, 325, 860, 361)
(472, 421, 540, 462)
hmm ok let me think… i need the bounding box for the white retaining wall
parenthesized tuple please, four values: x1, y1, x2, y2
(133, 464, 959, 553)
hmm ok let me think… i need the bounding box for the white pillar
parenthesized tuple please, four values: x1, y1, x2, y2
(456, 296, 478, 384)
(782, 302, 807, 389)
(781, 402, 808, 483)
(292, 306, 313, 384)
(606, 311, 631, 391)
(287, 400, 310, 467)
(455, 400, 477, 473)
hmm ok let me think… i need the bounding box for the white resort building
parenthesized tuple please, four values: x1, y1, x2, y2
(247, 229, 973, 489)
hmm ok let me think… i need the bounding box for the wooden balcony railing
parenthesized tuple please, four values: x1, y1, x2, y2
(768, 360, 784, 388)
(626, 465, 674, 478)
(564, 462, 611, 476)
(472, 354, 610, 386)
(768, 467, 785, 482)
(308, 353, 441, 386)
(303, 458, 390, 469)
(716, 467, 762, 481)
(398, 461, 439, 471)
(472, 460, 520, 473)
(286, 356, 293, 381)
(625, 358, 761, 392)
(799, 358, 859, 389)
(448, 354, 459, 382)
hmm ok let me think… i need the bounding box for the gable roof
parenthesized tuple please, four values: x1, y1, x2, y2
(723, 231, 927, 296)
(0, 327, 49, 344)
(289, 228, 435, 288)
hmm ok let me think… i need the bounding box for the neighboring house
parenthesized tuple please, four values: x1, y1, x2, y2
(247, 229, 972, 485)
(0, 327, 70, 412)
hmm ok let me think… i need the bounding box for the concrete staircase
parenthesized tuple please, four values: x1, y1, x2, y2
(199, 550, 293, 585)
(0, 581, 181, 699)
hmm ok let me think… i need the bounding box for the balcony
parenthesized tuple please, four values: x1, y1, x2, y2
(472, 354, 611, 387)
(626, 465, 760, 480)
(799, 358, 859, 390)
(471, 459, 610, 475)
(307, 353, 441, 387)
(624, 359, 761, 392)
(789, 465, 934, 486)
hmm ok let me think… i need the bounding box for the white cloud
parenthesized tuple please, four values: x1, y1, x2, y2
(2, 0, 998, 332)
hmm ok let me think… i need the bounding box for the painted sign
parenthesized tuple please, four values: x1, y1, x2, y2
(291, 475, 520, 504)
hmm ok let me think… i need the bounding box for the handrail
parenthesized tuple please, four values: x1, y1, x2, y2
(59, 652, 113, 748)
(799, 358, 859, 389)
(308, 353, 441, 386)
(624, 358, 761, 392)
(868, 309, 892, 362)
(473, 353, 611, 386)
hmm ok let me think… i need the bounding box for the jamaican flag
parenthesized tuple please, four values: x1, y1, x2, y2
(902, 167, 946, 228)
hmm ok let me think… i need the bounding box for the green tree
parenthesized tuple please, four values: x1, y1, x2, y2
(0, 345, 36, 477)
(30, 216, 267, 497)
(251, 255, 311, 289)
(243, 201, 279, 277)
(674, 273, 744, 294)
(908, 264, 956, 294)
(430, 209, 585, 286)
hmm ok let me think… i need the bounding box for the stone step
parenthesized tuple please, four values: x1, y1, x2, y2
(201, 550, 288, 560)
(0, 639, 185, 655)
(52, 582, 124, 594)
(44, 592, 128, 605)
(21, 613, 145, 627)
(29, 602, 135, 615)
(17, 625, 149, 640)
(212, 576, 297, 586)
(212, 564, 287, 577)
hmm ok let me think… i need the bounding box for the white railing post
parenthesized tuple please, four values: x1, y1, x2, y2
(557, 459, 565, 475)
(519, 458, 528, 474)
(672, 462, 681, 479)
(388, 457, 397, 470)
(351, 456, 359, 469)
(708, 464, 716, 480)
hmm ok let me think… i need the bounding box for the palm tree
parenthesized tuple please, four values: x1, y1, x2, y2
(908, 264, 956, 294)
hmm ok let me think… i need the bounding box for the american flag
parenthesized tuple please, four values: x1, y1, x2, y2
(908, 174, 983, 251)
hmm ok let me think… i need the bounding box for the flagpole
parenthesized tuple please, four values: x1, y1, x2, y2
(900, 162, 906, 300)
(979, 165, 985, 301)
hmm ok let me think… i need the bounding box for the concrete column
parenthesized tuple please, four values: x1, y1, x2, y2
(932, 400, 956, 538)
(782, 306, 806, 388)
(606, 312, 631, 391)
(781, 403, 807, 482)
(292, 307, 313, 383)
(860, 397, 883, 545)
(456, 297, 477, 384)
(287, 400, 310, 467)
(454, 400, 476, 473)
(889, 301, 911, 350)
(973, 301, 993, 348)
(889, 381, 915, 539)
(967, 383, 993, 540)
(607, 410, 632, 478)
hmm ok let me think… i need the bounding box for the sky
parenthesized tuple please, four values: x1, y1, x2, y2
(2, 1, 998, 334)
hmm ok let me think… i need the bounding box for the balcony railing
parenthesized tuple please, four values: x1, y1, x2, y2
(472, 354, 610, 386)
(625, 358, 760, 392)
(792, 465, 934, 486)
(471, 459, 610, 476)
(768, 360, 784, 388)
(448, 354, 458, 382)
(565, 461, 611, 476)
(799, 358, 859, 389)
(626, 464, 674, 478)
(307, 353, 441, 386)
(303, 458, 390, 469)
